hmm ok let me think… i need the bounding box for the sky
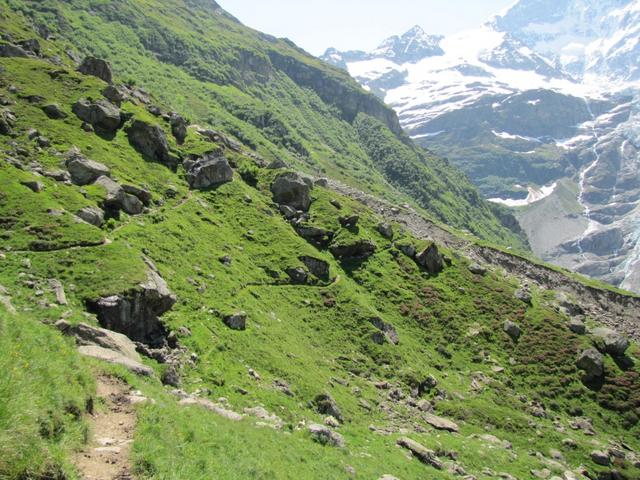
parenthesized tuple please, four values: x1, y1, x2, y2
(217, 0, 516, 55)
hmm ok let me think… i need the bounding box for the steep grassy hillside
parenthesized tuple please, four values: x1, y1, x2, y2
(2, 0, 528, 250)
(0, 3, 639, 480)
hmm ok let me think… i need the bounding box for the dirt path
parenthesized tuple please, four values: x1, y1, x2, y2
(74, 376, 136, 480)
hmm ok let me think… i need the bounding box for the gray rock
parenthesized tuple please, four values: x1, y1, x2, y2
(0, 44, 29, 58)
(415, 244, 444, 274)
(126, 119, 177, 168)
(271, 172, 311, 211)
(339, 214, 359, 228)
(185, 152, 233, 189)
(515, 287, 532, 305)
(397, 437, 442, 469)
(468, 263, 487, 275)
(266, 158, 288, 169)
(398, 243, 417, 258)
(76, 206, 105, 227)
(78, 345, 153, 376)
(21, 180, 44, 192)
(592, 327, 629, 357)
(87, 259, 176, 346)
(18, 39, 41, 55)
(576, 348, 604, 379)
(77, 57, 113, 83)
(72, 99, 121, 132)
(42, 104, 67, 119)
(568, 318, 586, 335)
(591, 450, 610, 466)
(330, 239, 376, 260)
(314, 177, 329, 187)
(423, 413, 459, 432)
(503, 321, 522, 341)
(308, 423, 345, 447)
(0, 109, 16, 135)
(95, 176, 143, 215)
(170, 113, 188, 144)
(376, 222, 394, 239)
(65, 148, 110, 185)
(285, 267, 308, 284)
(102, 85, 127, 105)
(55, 320, 141, 362)
(369, 317, 399, 345)
(223, 311, 247, 331)
(122, 184, 152, 206)
(299, 256, 330, 281)
(314, 393, 344, 423)
(49, 279, 67, 305)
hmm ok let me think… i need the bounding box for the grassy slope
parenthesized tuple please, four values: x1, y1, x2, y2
(3, 0, 528, 251)
(0, 6, 638, 480)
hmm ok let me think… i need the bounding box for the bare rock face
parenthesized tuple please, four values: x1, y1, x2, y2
(77, 56, 113, 84)
(271, 172, 311, 211)
(87, 259, 177, 346)
(184, 151, 233, 189)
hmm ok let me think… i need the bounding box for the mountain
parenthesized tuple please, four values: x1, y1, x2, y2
(0, 1, 639, 479)
(324, 0, 640, 293)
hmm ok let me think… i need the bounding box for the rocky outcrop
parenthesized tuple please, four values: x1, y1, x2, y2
(170, 113, 188, 144)
(271, 172, 311, 211)
(415, 244, 444, 274)
(95, 176, 144, 215)
(396, 437, 442, 469)
(0, 109, 16, 135)
(55, 320, 141, 362)
(184, 151, 233, 189)
(330, 239, 376, 260)
(299, 256, 330, 281)
(503, 321, 522, 341)
(576, 348, 604, 380)
(126, 120, 177, 169)
(65, 148, 111, 185)
(423, 413, 459, 432)
(313, 393, 344, 423)
(72, 99, 122, 132)
(77, 345, 154, 376)
(592, 327, 629, 357)
(77, 57, 113, 84)
(87, 260, 176, 346)
(223, 311, 247, 331)
(307, 424, 345, 447)
(369, 317, 399, 345)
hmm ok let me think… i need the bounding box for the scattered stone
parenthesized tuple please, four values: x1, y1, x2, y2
(330, 239, 376, 260)
(576, 348, 604, 379)
(20, 180, 44, 192)
(568, 318, 586, 335)
(330, 199, 342, 209)
(266, 158, 288, 169)
(376, 222, 394, 239)
(271, 172, 311, 211)
(179, 397, 243, 421)
(378, 476, 400, 480)
(503, 321, 522, 341)
(592, 327, 629, 357)
(161, 365, 181, 387)
(273, 379, 294, 396)
(423, 413, 459, 432)
(468, 263, 487, 275)
(122, 184, 152, 206)
(591, 450, 610, 466)
(102, 85, 127, 105)
(223, 311, 247, 331)
(65, 148, 111, 185)
(126, 119, 177, 168)
(42, 103, 67, 119)
(324, 416, 340, 428)
(72, 99, 122, 132)
(76, 206, 105, 227)
(78, 345, 153, 376)
(397, 437, 442, 469)
(244, 406, 284, 429)
(308, 423, 345, 447)
(415, 244, 444, 274)
(314, 393, 344, 423)
(77, 56, 113, 83)
(184, 151, 233, 189)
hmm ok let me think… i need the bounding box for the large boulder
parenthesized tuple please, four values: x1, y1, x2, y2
(126, 119, 177, 168)
(576, 348, 604, 379)
(95, 176, 143, 215)
(415, 244, 444, 274)
(369, 317, 399, 345)
(313, 393, 344, 423)
(72, 99, 122, 132)
(503, 320, 522, 341)
(592, 327, 630, 357)
(170, 113, 188, 144)
(271, 172, 311, 211)
(185, 152, 233, 189)
(87, 260, 176, 346)
(65, 148, 111, 185)
(423, 413, 459, 432)
(76, 206, 105, 227)
(42, 103, 68, 119)
(0, 110, 16, 135)
(77, 57, 113, 84)
(396, 437, 442, 469)
(78, 345, 153, 376)
(0, 43, 29, 58)
(55, 320, 141, 362)
(330, 239, 376, 260)
(308, 424, 345, 448)
(299, 255, 330, 281)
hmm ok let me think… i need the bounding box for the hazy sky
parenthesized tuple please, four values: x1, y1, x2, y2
(217, 0, 516, 55)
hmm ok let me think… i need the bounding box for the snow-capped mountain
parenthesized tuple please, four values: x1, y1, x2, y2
(321, 0, 640, 293)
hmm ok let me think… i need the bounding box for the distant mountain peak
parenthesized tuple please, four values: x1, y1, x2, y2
(373, 25, 444, 63)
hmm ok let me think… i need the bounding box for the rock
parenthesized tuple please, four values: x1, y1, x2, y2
(21, 180, 44, 192)
(271, 172, 311, 211)
(503, 321, 522, 341)
(76, 206, 105, 227)
(223, 311, 247, 331)
(122, 184, 152, 206)
(78, 345, 153, 376)
(339, 214, 359, 228)
(65, 148, 111, 185)
(285, 267, 308, 284)
(591, 450, 610, 466)
(398, 243, 417, 258)
(72, 99, 122, 132)
(299, 256, 330, 281)
(468, 263, 487, 275)
(324, 416, 341, 428)
(102, 85, 127, 105)
(161, 365, 180, 387)
(314, 177, 329, 187)
(515, 287, 532, 305)
(184, 152, 233, 189)
(592, 327, 629, 357)
(55, 320, 141, 361)
(397, 437, 443, 469)
(0, 43, 29, 57)
(423, 413, 459, 432)
(314, 393, 344, 423)
(0, 109, 16, 135)
(576, 348, 604, 379)
(266, 158, 288, 169)
(179, 397, 243, 421)
(169, 113, 188, 144)
(308, 423, 345, 447)
(87, 260, 176, 346)
(43, 170, 71, 182)
(296, 225, 334, 247)
(369, 317, 399, 345)
(376, 222, 394, 239)
(418, 375, 438, 395)
(95, 176, 143, 215)
(42, 103, 67, 119)
(35, 136, 50, 148)
(77, 57, 113, 83)
(126, 119, 177, 168)
(568, 318, 586, 335)
(49, 279, 67, 305)
(415, 244, 444, 274)
(330, 239, 376, 260)
(18, 39, 41, 55)
(379, 476, 400, 480)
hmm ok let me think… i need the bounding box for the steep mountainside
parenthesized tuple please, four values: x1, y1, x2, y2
(0, 2, 639, 480)
(322, 0, 640, 293)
